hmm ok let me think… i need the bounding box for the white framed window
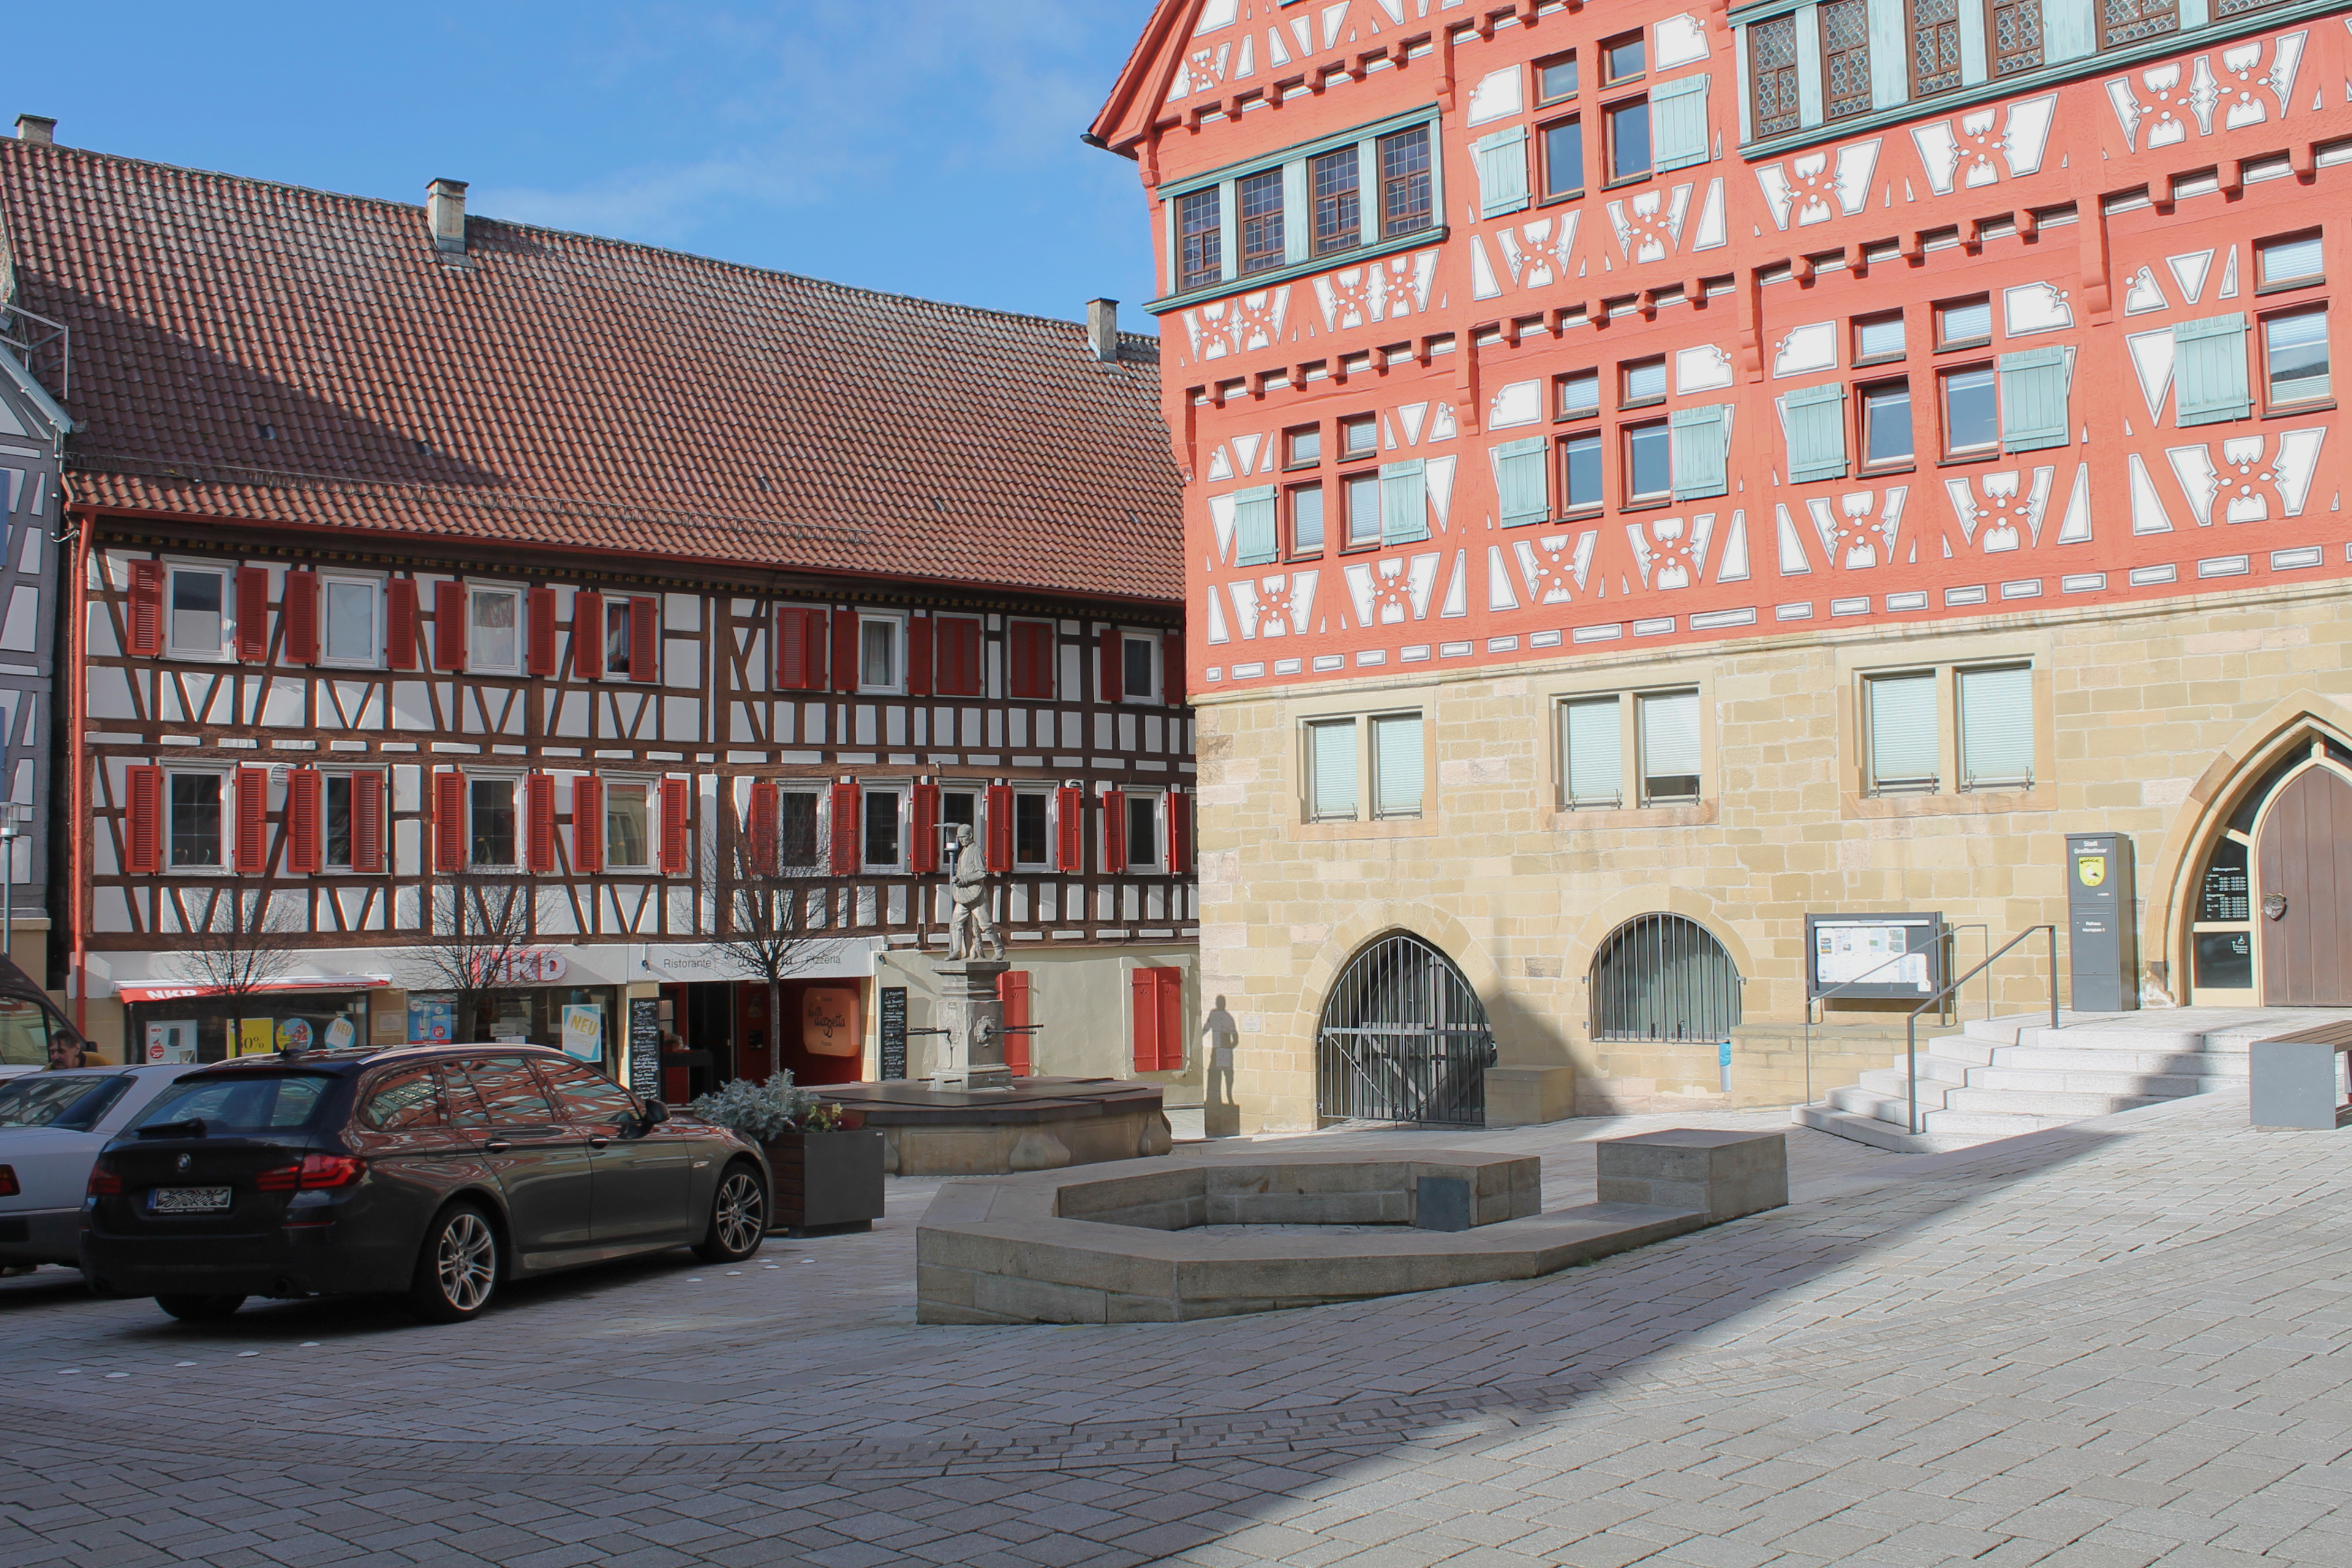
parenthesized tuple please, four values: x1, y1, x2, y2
(1306, 718, 1360, 822)
(1636, 689, 1701, 805)
(320, 574, 380, 669)
(858, 614, 904, 694)
(1012, 789, 1053, 868)
(605, 782, 652, 870)
(1560, 696, 1624, 809)
(469, 777, 520, 867)
(168, 770, 225, 869)
(1866, 671, 1941, 795)
(779, 789, 821, 870)
(167, 565, 232, 660)
(862, 786, 905, 871)
(1121, 635, 1159, 703)
(1958, 664, 2035, 791)
(1123, 789, 1164, 870)
(470, 584, 523, 676)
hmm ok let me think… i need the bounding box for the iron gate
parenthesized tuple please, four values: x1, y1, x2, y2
(1316, 933, 1496, 1125)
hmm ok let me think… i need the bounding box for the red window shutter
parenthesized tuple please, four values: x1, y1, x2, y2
(631, 598, 660, 684)
(1099, 625, 1123, 702)
(124, 764, 164, 874)
(1055, 785, 1085, 873)
(127, 561, 165, 657)
(907, 616, 934, 698)
(1164, 631, 1186, 707)
(433, 771, 467, 873)
(828, 780, 861, 874)
(571, 775, 605, 874)
(984, 784, 1013, 873)
(775, 607, 821, 691)
(233, 766, 270, 874)
(1101, 788, 1128, 874)
(573, 590, 605, 679)
(527, 587, 557, 677)
(659, 778, 689, 874)
(1011, 621, 1057, 700)
(282, 571, 320, 665)
(746, 779, 778, 875)
(524, 774, 557, 874)
(1129, 968, 1162, 1073)
(387, 578, 420, 670)
(1000, 970, 1032, 1077)
(1155, 968, 1186, 1071)
(1167, 792, 1193, 876)
(433, 580, 467, 671)
(910, 781, 940, 874)
(831, 610, 858, 693)
(351, 772, 386, 873)
(285, 767, 322, 875)
(938, 617, 982, 696)
(234, 568, 270, 663)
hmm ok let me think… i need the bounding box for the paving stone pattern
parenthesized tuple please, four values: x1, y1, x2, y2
(0, 1097, 2346, 1567)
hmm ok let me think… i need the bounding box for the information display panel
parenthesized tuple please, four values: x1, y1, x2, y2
(1805, 911, 1945, 1000)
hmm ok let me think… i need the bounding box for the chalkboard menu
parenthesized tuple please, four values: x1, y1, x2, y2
(2198, 840, 2250, 922)
(879, 986, 908, 1081)
(628, 997, 663, 1099)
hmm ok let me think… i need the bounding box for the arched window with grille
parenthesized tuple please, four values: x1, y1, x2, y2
(1589, 914, 1743, 1042)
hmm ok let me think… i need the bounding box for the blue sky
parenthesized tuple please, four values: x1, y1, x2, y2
(4, 2, 1163, 331)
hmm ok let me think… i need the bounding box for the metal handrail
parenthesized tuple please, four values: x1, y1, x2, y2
(1802, 922, 1988, 1104)
(1902, 924, 2060, 1135)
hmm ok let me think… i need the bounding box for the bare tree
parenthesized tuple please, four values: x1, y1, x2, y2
(403, 870, 549, 1044)
(698, 801, 834, 1076)
(176, 887, 305, 1052)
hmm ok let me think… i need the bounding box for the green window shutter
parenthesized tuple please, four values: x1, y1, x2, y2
(1998, 346, 2073, 453)
(1779, 383, 1847, 484)
(2174, 312, 2251, 427)
(1233, 484, 1278, 567)
(1490, 437, 1549, 527)
(1669, 404, 1732, 500)
(1652, 74, 1712, 172)
(1471, 127, 1530, 219)
(1380, 460, 1429, 545)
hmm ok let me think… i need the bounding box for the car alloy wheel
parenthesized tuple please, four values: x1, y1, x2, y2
(700, 1167, 766, 1261)
(437, 1211, 496, 1312)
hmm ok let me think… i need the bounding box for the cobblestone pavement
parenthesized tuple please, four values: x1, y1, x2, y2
(1, 1095, 2347, 1568)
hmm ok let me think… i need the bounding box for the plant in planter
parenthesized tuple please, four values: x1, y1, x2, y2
(688, 1072, 884, 1237)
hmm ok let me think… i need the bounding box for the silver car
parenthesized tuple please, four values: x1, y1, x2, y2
(1, 1065, 208, 1270)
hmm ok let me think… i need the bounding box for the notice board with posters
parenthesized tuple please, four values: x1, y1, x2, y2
(628, 997, 663, 1097)
(1804, 912, 1945, 1000)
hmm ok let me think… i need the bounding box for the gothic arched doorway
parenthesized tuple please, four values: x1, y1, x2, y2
(2185, 733, 2352, 1004)
(1315, 933, 1496, 1126)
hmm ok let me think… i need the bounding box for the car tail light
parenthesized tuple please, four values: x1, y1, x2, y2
(0, 1166, 17, 1197)
(298, 1154, 365, 1189)
(86, 1166, 123, 1197)
(254, 1165, 301, 1192)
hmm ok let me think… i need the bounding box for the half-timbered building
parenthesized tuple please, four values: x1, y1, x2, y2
(1097, 0, 2352, 1132)
(1, 123, 1197, 1091)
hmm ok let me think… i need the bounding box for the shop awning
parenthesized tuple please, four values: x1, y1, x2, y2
(115, 975, 390, 1005)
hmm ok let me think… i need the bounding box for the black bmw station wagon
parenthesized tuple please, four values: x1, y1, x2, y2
(81, 1046, 769, 1323)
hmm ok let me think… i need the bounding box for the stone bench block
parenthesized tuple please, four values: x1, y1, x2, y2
(1595, 1129, 1788, 1222)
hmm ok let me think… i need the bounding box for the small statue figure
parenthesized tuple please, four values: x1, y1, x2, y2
(945, 823, 1003, 961)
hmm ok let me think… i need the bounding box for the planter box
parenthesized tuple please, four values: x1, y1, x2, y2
(762, 1129, 886, 1236)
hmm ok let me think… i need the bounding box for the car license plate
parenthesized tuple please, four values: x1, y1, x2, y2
(149, 1186, 233, 1214)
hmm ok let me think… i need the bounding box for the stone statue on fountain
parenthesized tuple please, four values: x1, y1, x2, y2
(944, 823, 1003, 962)
(934, 823, 1011, 1089)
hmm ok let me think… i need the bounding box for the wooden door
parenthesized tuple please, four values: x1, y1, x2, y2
(2258, 766, 2352, 1004)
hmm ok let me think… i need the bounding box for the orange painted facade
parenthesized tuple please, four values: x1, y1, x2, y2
(1097, 0, 2352, 690)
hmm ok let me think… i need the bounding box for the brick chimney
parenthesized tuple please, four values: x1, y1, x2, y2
(14, 116, 55, 145)
(1087, 298, 1120, 363)
(426, 178, 469, 255)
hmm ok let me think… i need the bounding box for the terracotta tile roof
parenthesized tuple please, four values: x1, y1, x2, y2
(0, 138, 1182, 605)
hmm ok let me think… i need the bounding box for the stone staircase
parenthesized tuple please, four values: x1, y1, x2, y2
(1793, 1008, 2350, 1153)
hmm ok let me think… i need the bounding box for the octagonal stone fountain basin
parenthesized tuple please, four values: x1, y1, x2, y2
(916, 1133, 1786, 1325)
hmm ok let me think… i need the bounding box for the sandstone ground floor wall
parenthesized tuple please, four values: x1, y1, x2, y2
(1192, 579, 2351, 1132)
